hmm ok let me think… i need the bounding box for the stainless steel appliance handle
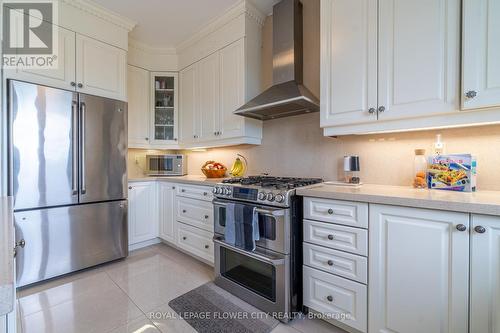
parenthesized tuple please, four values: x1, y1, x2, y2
(80, 102, 86, 195)
(71, 101, 78, 195)
(213, 236, 285, 266)
(213, 200, 285, 218)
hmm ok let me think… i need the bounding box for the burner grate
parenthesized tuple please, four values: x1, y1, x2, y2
(222, 176, 323, 189)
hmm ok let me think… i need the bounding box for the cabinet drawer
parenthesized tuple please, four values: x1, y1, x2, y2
(176, 197, 213, 232)
(177, 222, 214, 264)
(177, 184, 213, 201)
(303, 266, 367, 333)
(304, 243, 367, 284)
(304, 220, 368, 256)
(304, 197, 368, 228)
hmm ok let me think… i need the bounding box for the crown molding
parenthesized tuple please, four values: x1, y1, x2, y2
(59, 0, 137, 31)
(128, 38, 177, 55)
(176, 0, 265, 53)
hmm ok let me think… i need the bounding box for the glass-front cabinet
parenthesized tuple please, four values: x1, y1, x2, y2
(151, 72, 178, 144)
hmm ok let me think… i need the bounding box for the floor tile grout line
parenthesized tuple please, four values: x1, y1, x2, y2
(103, 269, 164, 332)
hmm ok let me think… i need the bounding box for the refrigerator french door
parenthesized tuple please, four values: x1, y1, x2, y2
(9, 80, 128, 287)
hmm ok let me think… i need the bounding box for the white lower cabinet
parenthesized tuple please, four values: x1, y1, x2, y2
(470, 214, 500, 333)
(369, 204, 469, 333)
(158, 182, 176, 243)
(128, 182, 158, 245)
(303, 266, 367, 332)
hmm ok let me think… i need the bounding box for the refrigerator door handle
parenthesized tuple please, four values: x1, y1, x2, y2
(71, 101, 79, 195)
(80, 102, 86, 195)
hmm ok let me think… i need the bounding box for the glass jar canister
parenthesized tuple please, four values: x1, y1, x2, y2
(413, 149, 427, 188)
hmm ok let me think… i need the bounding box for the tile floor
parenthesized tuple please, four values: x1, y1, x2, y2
(16, 244, 347, 333)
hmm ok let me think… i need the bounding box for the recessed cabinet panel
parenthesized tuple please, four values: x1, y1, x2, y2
(369, 204, 469, 333)
(76, 34, 127, 101)
(159, 182, 176, 243)
(462, 0, 500, 109)
(128, 65, 151, 147)
(180, 64, 198, 143)
(198, 53, 220, 141)
(320, 0, 378, 127)
(377, 0, 460, 120)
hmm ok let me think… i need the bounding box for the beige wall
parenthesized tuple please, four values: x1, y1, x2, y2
(129, 0, 500, 191)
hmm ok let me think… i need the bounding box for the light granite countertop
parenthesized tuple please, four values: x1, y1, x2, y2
(128, 175, 228, 186)
(297, 184, 500, 216)
(0, 197, 14, 316)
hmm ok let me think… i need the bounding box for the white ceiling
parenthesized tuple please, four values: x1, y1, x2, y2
(92, 0, 279, 49)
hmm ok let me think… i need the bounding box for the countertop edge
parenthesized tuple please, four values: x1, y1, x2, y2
(297, 186, 500, 216)
(128, 176, 224, 186)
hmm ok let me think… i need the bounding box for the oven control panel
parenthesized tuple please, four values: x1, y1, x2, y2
(213, 185, 290, 207)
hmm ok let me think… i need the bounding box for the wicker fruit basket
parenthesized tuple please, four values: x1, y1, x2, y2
(201, 161, 227, 178)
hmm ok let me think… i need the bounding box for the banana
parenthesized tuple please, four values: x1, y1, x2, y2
(230, 154, 248, 177)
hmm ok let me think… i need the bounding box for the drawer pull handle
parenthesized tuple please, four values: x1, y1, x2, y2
(327, 234, 334, 240)
(204, 215, 209, 219)
(181, 189, 186, 192)
(182, 236, 187, 240)
(182, 210, 187, 213)
(205, 245, 209, 249)
(326, 295, 333, 302)
(327, 260, 333, 266)
(327, 209, 334, 215)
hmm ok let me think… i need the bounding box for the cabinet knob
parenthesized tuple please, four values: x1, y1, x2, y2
(475, 226, 486, 234)
(204, 215, 209, 219)
(465, 90, 477, 99)
(128, 186, 132, 190)
(368, 107, 376, 114)
(183, 236, 187, 240)
(77, 83, 83, 88)
(327, 260, 334, 266)
(378, 106, 385, 113)
(70, 82, 76, 87)
(172, 186, 176, 190)
(327, 234, 334, 240)
(145, 137, 149, 141)
(326, 295, 333, 302)
(205, 245, 209, 249)
(203, 192, 208, 196)
(182, 209, 187, 213)
(456, 224, 467, 232)
(327, 209, 334, 215)
(181, 189, 186, 192)
(174, 138, 178, 141)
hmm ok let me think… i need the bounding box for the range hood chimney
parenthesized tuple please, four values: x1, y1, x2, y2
(234, 0, 319, 120)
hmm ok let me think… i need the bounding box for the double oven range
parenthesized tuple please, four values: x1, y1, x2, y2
(212, 176, 323, 320)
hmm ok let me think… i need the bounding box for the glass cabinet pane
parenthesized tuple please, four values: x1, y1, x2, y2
(153, 75, 176, 141)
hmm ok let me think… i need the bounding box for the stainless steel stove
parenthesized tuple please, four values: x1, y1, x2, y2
(213, 176, 323, 207)
(212, 176, 323, 320)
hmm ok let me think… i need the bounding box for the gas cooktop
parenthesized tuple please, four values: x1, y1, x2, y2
(214, 176, 323, 207)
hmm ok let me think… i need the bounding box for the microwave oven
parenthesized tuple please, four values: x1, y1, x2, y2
(146, 155, 187, 176)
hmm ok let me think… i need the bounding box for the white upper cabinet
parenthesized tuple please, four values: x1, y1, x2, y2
(369, 204, 469, 333)
(5, 26, 77, 91)
(377, 0, 460, 120)
(150, 72, 179, 145)
(180, 64, 198, 143)
(76, 34, 127, 101)
(219, 39, 246, 138)
(320, 0, 378, 127)
(198, 53, 220, 141)
(128, 65, 150, 147)
(470, 214, 500, 333)
(462, 0, 500, 110)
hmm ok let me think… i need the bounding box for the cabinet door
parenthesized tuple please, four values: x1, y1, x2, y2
(127, 65, 150, 147)
(219, 39, 245, 138)
(180, 64, 198, 143)
(5, 26, 76, 91)
(158, 182, 175, 243)
(471, 214, 500, 333)
(462, 0, 500, 109)
(76, 34, 127, 101)
(377, 0, 460, 120)
(320, 0, 378, 127)
(151, 73, 179, 144)
(198, 53, 220, 141)
(128, 183, 157, 245)
(369, 204, 469, 333)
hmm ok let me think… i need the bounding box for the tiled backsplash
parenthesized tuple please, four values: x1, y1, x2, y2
(128, 113, 500, 191)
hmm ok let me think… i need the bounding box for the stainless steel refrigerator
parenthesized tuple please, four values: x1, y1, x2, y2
(8, 80, 128, 287)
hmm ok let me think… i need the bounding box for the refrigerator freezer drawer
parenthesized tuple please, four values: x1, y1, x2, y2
(14, 201, 128, 287)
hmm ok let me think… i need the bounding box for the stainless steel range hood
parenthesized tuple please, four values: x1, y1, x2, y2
(234, 0, 319, 120)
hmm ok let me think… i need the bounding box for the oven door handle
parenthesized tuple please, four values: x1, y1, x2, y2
(213, 200, 285, 218)
(213, 237, 285, 266)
